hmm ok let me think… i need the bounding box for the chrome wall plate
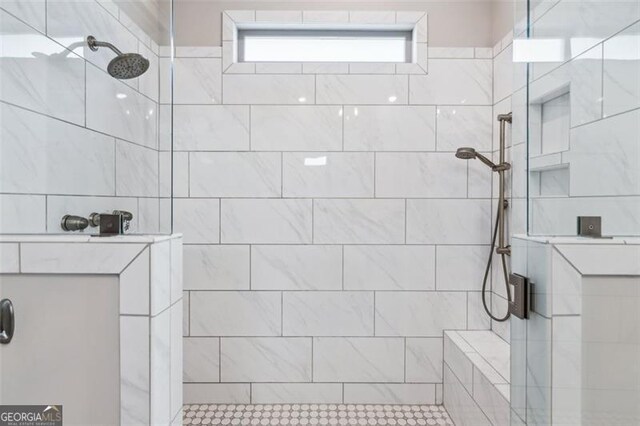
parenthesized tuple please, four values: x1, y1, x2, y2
(577, 216, 602, 237)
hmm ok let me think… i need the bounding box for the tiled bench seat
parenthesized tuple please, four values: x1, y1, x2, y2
(443, 330, 510, 426)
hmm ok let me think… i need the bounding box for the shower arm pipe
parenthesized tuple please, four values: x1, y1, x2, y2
(87, 36, 123, 56)
(496, 112, 512, 256)
(474, 152, 498, 170)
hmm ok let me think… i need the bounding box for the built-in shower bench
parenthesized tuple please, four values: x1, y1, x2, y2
(443, 330, 511, 426)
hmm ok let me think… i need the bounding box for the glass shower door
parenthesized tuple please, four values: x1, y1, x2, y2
(0, 0, 175, 235)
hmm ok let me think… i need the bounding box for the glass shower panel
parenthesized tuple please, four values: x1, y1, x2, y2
(524, 0, 640, 237)
(0, 0, 174, 235)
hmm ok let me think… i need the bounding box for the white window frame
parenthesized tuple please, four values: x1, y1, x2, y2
(222, 11, 428, 75)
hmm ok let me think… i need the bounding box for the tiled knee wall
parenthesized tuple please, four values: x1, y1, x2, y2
(168, 33, 500, 404)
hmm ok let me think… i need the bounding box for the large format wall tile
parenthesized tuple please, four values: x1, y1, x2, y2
(173, 105, 250, 151)
(137, 41, 159, 102)
(436, 246, 489, 291)
(0, 11, 85, 125)
(86, 64, 157, 148)
(1, 0, 46, 32)
(121, 316, 150, 425)
(184, 337, 220, 383)
(221, 199, 313, 244)
(183, 384, 250, 404)
(220, 338, 312, 382)
(283, 291, 374, 336)
(375, 153, 468, 198)
(183, 245, 250, 290)
(150, 241, 171, 316)
(493, 45, 513, 103)
(173, 58, 222, 104)
(283, 152, 374, 198)
(375, 292, 467, 336)
(251, 106, 342, 151)
(115, 140, 159, 197)
(173, 198, 220, 244)
(343, 245, 435, 290)
(407, 199, 492, 244)
(160, 151, 188, 197)
(343, 106, 436, 151)
(150, 309, 171, 426)
(0, 243, 19, 273)
(410, 59, 492, 105)
(163, 24, 527, 401)
(314, 199, 405, 244)
(190, 152, 282, 197)
(443, 365, 491, 426)
(530, 0, 639, 71)
(223, 74, 315, 104)
(316, 75, 408, 105)
(313, 338, 404, 382)
(603, 21, 640, 117)
(0, 194, 46, 233)
(0, 103, 114, 195)
(251, 245, 342, 290)
(569, 109, 640, 197)
(343, 384, 436, 404)
(436, 106, 493, 152)
(190, 291, 281, 336)
(251, 384, 342, 403)
(406, 338, 443, 382)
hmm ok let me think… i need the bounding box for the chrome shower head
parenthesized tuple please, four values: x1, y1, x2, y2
(455, 147, 498, 170)
(87, 35, 150, 79)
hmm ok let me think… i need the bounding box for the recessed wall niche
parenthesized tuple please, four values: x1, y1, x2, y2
(529, 89, 570, 198)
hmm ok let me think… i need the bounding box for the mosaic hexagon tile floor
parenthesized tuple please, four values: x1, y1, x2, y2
(182, 404, 454, 426)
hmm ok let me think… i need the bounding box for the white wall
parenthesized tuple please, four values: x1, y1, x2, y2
(0, 0, 168, 234)
(169, 9, 498, 404)
(170, 0, 495, 47)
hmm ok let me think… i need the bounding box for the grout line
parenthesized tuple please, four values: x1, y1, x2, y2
(311, 338, 314, 382)
(341, 245, 345, 290)
(403, 337, 407, 382)
(373, 291, 376, 336)
(403, 199, 408, 244)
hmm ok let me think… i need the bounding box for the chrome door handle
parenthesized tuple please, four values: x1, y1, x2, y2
(0, 299, 15, 344)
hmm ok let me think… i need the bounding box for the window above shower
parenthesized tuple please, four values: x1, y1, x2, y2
(238, 29, 412, 63)
(222, 11, 428, 74)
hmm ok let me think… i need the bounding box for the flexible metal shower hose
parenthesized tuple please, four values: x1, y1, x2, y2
(481, 205, 512, 322)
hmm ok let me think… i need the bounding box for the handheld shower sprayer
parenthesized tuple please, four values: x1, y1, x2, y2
(454, 113, 513, 322)
(455, 147, 510, 172)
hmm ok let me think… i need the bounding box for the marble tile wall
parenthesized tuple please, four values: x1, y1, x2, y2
(0, 0, 165, 234)
(173, 16, 497, 404)
(522, 3, 640, 238)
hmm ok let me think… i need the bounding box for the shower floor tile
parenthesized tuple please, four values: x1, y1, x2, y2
(182, 403, 454, 426)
